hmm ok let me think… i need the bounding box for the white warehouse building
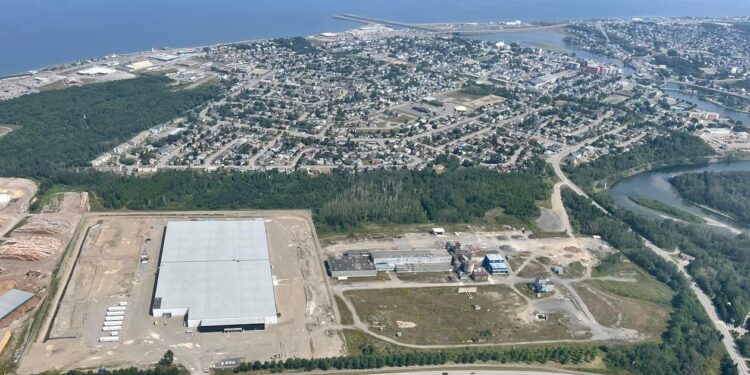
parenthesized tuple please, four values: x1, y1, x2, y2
(151, 220, 278, 332)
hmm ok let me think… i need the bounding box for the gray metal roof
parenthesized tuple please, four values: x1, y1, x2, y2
(327, 255, 376, 272)
(0, 289, 33, 319)
(161, 220, 270, 263)
(154, 220, 277, 326)
(156, 260, 277, 326)
(370, 249, 449, 259)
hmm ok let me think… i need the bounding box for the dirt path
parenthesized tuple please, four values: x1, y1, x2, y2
(536, 182, 572, 235)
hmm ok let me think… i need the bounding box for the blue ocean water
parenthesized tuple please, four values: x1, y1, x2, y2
(1, 0, 749, 76)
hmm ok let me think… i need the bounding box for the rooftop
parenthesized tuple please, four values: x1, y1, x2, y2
(153, 220, 278, 327)
(485, 253, 507, 262)
(327, 255, 376, 272)
(0, 289, 33, 320)
(370, 249, 450, 259)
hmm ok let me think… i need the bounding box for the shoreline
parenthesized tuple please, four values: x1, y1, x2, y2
(1, 13, 746, 81)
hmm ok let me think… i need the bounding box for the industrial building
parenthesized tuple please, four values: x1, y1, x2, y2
(0, 289, 33, 320)
(532, 277, 555, 294)
(370, 249, 452, 271)
(326, 255, 377, 279)
(151, 220, 278, 332)
(394, 263, 452, 273)
(483, 254, 511, 274)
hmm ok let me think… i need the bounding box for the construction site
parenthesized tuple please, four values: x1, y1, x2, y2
(16, 211, 343, 374)
(0, 178, 88, 368)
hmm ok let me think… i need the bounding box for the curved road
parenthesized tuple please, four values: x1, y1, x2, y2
(548, 138, 749, 374)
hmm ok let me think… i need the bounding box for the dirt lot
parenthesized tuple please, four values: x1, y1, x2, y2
(345, 286, 590, 345)
(0, 178, 37, 237)
(0, 184, 87, 370)
(324, 231, 610, 270)
(18, 211, 343, 374)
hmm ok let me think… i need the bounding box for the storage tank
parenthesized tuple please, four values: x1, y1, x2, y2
(107, 306, 126, 312)
(104, 321, 123, 326)
(99, 336, 119, 342)
(106, 311, 125, 316)
(102, 326, 122, 332)
(105, 316, 124, 321)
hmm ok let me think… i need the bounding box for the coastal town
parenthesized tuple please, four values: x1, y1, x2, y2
(2, 8, 750, 375)
(1, 17, 749, 176)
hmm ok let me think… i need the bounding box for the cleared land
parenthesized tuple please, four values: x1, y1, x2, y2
(329, 230, 667, 349)
(0, 182, 86, 372)
(0, 126, 11, 139)
(345, 286, 590, 345)
(574, 256, 673, 340)
(18, 211, 342, 375)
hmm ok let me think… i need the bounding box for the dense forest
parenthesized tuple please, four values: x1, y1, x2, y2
(563, 190, 736, 375)
(0, 75, 220, 179)
(669, 171, 750, 224)
(563, 132, 715, 190)
(565, 132, 750, 325)
(90, 160, 551, 231)
(615, 204, 750, 324)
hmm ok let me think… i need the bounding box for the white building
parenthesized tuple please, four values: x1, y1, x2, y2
(151, 220, 278, 331)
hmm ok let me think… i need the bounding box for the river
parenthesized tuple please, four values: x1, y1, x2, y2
(2, 0, 749, 77)
(607, 160, 750, 231)
(476, 31, 636, 76)
(663, 83, 750, 124)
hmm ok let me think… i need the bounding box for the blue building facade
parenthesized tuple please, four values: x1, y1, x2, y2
(483, 254, 510, 274)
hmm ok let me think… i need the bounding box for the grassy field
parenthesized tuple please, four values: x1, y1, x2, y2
(561, 261, 587, 279)
(30, 184, 87, 213)
(516, 260, 550, 278)
(588, 278, 673, 306)
(394, 272, 453, 283)
(574, 285, 620, 327)
(344, 286, 589, 345)
(591, 254, 640, 279)
(506, 254, 528, 271)
(574, 281, 671, 340)
(335, 295, 355, 326)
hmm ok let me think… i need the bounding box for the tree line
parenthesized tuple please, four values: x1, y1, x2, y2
(565, 131, 750, 325)
(563, 190, 736, 375)
(88, 159, 551, 231)
(669, 171, 750, 224)
(563, 132, 715, 190)
(232, 345, 597, 373)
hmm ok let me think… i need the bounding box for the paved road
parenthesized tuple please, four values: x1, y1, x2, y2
(642, 239, 749, 375)
(317, 364, 594, 375)
(549, 132, 749, 375)
(366, 368, 588, 375)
